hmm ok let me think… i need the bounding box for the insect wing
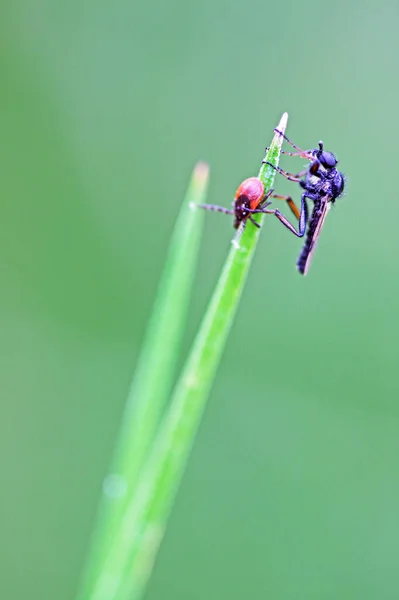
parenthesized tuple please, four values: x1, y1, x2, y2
(298, 197, 331, 275)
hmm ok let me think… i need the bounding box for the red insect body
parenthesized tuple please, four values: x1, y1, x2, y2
(235, 177, 264, 210)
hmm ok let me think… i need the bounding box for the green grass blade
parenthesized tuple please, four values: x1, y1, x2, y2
(89, 113, 288, 600)
(76, 162, 210, 600)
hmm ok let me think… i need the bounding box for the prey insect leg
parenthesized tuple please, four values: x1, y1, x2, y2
(249, 216, 261, 228)
(196, 204, 234, 215)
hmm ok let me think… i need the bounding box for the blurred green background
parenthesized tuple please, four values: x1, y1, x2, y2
(1, 0, 399, 598)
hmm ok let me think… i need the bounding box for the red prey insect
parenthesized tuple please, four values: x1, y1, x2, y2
(196, 176, 300, 231)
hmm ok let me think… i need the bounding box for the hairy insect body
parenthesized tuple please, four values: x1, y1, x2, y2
(265, 133, 346, 274)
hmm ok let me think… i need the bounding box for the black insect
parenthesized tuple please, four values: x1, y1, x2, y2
(263, 130, 345, 275)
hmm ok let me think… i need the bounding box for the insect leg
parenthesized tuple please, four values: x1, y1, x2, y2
(264, 147, 313, 159)
(259, 187, 275, 205)
(268, 194, 300, 220)
(196, 204, 234, 215)
(254, 190, 300, 221)
(273, 130, 312, 156)
(262, 162, 307, 182)
(249, 216, 261, 228)
(262, 192, 308, 237)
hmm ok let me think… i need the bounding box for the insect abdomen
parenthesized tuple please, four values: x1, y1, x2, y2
(296, 201, 324, 274)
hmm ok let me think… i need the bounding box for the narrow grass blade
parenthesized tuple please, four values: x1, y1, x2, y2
(90, 113, 288, 600)
(76, 162, 210, 600)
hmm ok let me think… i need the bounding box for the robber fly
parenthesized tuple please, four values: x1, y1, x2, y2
(264, 130, 345, 275)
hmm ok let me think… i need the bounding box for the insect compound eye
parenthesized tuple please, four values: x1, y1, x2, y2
(309, 160, 320, 175)
(320, 151, 337, 168)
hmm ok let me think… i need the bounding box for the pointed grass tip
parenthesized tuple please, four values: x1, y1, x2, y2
(273, 112, 288, 147)
(193, 161, 209, 182)
(189, 162, 209, 210)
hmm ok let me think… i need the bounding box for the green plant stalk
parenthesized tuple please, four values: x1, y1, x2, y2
(76, 162, 209, 600)
(90, 113, 288, 600)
